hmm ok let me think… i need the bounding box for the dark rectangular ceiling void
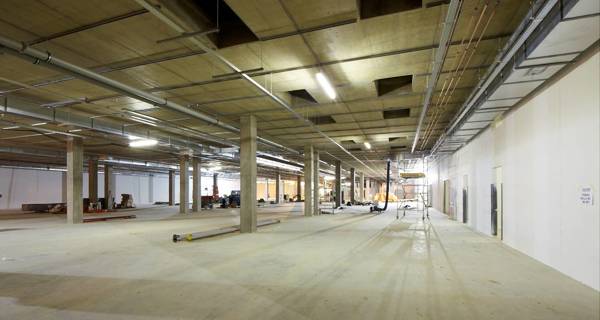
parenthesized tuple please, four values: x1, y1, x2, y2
(308, 115, 336, 125)
(289, 89, 318, 106)
(360, 0, 422, 19)
(192, 0, 258, 48)
(383, 108, 411, 119)
(375, 75, 413, 97)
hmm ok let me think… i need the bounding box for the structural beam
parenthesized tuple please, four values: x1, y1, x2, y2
(240, 115, 257, 233)
(168, 169, 175, 206)
(179, 155, 190, 214)
(192, 157, 201, 212)
(303, 145, 314, 216)
(66, 137, 83, 224)
(88, 159, 98, 206)
(335, 160, 341, 208)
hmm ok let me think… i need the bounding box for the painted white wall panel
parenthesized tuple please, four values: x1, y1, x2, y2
(428, 53, 600, 290)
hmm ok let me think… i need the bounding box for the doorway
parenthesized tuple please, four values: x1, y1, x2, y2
(494, 167, 503, 239)
(462, 175, 468, 224)
(443, 180, 451, 216)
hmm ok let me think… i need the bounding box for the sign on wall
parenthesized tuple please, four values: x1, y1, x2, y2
(580, 186, 594, 206)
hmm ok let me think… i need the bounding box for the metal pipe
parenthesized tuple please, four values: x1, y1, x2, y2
(411, 0, 463, 153)
(432, 0, 559, 154)
(0, 35, 296, 154)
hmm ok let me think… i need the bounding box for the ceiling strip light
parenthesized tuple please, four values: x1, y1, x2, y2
(315, 72, 336, 100)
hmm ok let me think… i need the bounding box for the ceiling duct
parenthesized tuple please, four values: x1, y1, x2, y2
(432, 0, 599, 154)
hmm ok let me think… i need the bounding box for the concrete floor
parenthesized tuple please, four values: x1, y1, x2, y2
(0, 203, 598, 319)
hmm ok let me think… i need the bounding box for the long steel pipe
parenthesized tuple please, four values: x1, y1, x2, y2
(411, 0, 463, 153)
(0, 35, 296, 154)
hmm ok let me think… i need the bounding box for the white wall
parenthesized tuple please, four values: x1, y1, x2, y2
(428, 52, 600, 290)
(0, 168, 243, 208)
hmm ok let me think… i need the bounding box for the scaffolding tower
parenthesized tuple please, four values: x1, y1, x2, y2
(396, 155, 429, 220)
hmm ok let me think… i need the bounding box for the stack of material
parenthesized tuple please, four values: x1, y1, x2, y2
(119, 194, 135, 208)
(400, 172, 426, 179)
(373, 193, 398, 202)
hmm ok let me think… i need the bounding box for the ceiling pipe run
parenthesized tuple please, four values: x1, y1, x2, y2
(0, 35, 296, 155)
(411, 0, 462, 153)
(135, 0, 381, 177)
(431, 0, 560, 154)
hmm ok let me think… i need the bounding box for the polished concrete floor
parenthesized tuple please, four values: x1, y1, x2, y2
(0, 203, 598, 319)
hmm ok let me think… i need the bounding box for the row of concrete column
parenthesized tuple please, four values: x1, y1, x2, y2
(65, 115, 374, 230)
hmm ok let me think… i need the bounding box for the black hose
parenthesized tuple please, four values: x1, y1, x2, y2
(382, 160, 391, 211)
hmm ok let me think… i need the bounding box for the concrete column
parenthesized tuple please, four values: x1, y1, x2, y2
(88, 159, 98, 205)
(240, 115, 257, 233)
(61, 172, 67, 202)
(359, 172, 365, 202)
(148, 174, 154, 204)
(275, 172, 281, 204)
(192, 157, 201, 212)
(334, 160, 341, 208)
(350, 168, 356, 203)
(213, 173, 218, 197)
(66, 137, 83, 224)
(313, 150, 320, 215)
(168, 169, 175, 206)
(303, 145, 314, 216)
(296, 175, 302, 201)
(179, 156, 190, 214)
(104, 164, 113, 210)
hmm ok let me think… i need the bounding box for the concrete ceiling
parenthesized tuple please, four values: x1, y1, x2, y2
(0, 0, 531, 177)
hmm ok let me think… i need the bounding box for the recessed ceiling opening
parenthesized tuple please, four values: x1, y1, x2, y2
(192, 0, 258, 48)
(340, 139, 357, 144)
(308, 115, 336, 125)
(288, 89, 318, 106)
(375, 75, 413, 97)
(360, 0, 422, 19)
(425, 0, 451, 8)
(383, 108, 411, 119)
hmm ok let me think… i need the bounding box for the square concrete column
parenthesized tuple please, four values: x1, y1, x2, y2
(104, 164, 114, 210)
(192, 157, 201, 212)
(213, 173, 218, 198)
(148, 174, 154, 204)
(240, 115, 257, 233)
(313, 150, 320, 215)
(179, 156, 190, 214)
(359, 172, 365, 202)
(334, 160, 341, 208)
(296, 175, 302, 201)
(66, 137, 83, 224)
(275, 172, 281, 204)
(350, 168, 356, 203)
(88, 159, 98, 205)
(168, 169, 175, 206)
(303, 145, 314, 216)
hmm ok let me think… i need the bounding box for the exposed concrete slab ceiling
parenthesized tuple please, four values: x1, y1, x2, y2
(0, 0, 532, 176)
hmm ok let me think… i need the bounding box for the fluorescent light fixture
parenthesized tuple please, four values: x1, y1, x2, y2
(364, 142, 371, 149)
(68, 129, 82, 133)
(130, 116, 157, 127)
(129, 139, 158, 147)
(315, 72, 336, 100)
(128, 135, 142, 140)
(31, 122, 47, 126)
(2, 126, 20, 130)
